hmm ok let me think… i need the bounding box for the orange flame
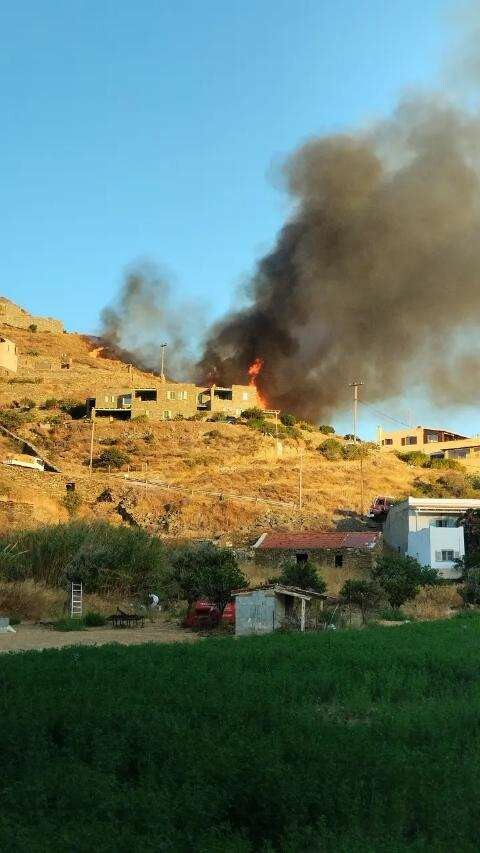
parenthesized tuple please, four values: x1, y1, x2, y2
(248, 357, 268, 408)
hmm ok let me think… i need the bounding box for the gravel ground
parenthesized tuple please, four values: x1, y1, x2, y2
(0, 619, 198, 653)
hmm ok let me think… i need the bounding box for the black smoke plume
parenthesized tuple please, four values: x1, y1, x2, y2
(197, 95, 480, 419)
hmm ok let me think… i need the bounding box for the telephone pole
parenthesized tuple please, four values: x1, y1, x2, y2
(160, 343, 168, 381)
(349, 381, 364, 444)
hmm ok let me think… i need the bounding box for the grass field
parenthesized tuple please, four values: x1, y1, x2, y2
(2, 617, 480, 851)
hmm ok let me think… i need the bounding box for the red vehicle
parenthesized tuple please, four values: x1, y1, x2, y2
(183, 599, 235, 629)
(368, 496, 394, 519)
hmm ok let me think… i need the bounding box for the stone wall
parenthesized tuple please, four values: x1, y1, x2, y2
(255, 546, 380, 576)
(0, 299, 64, 334)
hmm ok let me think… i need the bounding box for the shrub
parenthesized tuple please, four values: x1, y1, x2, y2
(26, 350, 39, 356)
(208, 411, 227, 422)
(52, 617, 86, 632)
(59, 399, 87, 419)
(340, 579, 384, 623)
(343, 443, 372, 461)
(373, 554, 439, 609)
(41, 398, 59, 410)
(18, 397, 36, 411)
(280, 413, 296, 427)
(376, 607, 409, 622)
(318, 424, 335, 434)
(98, 437, 118, 446)
(161, 542, 247, 611)
(319, 438, 344, 461)
(84, 610, 107, 627)
(62, 492, 83, 518)
(0, 409, 25, 431)
(426, 457, 463, 471)
(396, 450, 431, 467)
(143, 432, 155, 445)
(241, 407, 265, 421)
(28, 323, 37, 332)
(92, 448, 131, 470)
(271, 558, 326, 594)
(0, 522, 167, 596)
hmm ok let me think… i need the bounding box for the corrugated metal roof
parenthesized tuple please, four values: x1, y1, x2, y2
(253, 531, 381, 550)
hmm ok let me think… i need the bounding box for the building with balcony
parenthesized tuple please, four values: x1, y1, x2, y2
(383, 497, 480, 578)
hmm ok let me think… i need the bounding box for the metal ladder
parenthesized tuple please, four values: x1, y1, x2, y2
(70, 581, 83, 618)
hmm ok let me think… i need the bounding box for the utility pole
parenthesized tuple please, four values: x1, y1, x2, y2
(349, 381, 364, 444)
(299, 452, 303, 511)
(160, 343, 167, 381)
(360, 455, 364, 517)
(89, 410, 96, 475)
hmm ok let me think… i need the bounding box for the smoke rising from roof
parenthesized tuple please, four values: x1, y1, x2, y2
(197, 94, 480, 419)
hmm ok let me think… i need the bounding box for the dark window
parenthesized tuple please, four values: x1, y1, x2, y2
(405, 436, 417, 445)
(296, 552, 308, 563)
(385, 438, 393, 445)
(135, 389, 157, 402)
(334, 554, 343, 568)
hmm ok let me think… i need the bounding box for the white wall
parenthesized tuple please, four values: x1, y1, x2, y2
(407, 526, 463, 578)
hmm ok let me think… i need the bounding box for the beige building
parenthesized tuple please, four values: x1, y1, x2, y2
(88, 380, 262, 421)
(0, 298, 64, 334)
(0, 336, 18, 374)
(379, 425, 480, 470)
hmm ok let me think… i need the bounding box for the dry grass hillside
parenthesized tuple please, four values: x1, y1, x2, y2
(0, 317, 431, 544)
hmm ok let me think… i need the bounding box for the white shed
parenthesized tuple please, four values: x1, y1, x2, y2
(232, 584, 325, 637)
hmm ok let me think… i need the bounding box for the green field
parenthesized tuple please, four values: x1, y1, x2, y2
(2, 618, 480, 851)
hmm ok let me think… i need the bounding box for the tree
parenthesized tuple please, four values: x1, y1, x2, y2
(457, 509, 480, 554)
(373, 554, 438, 609)
(319, 438, 344, 461)
(280, 413, 296, 427)
(271, 557, 326, 594)
(340, 579, 383, 624)
(0, 409, 25, 431)
(318, 424, 335, 435)
(161, 542, 248, 611)
(241, 407, 265, 421)
(92, 447, 131, 469)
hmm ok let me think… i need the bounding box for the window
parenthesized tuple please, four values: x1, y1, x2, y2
(435, 550, 458, 562)
(242, 392, 249, 401)
(384, 439, 393, 446)
(334, 554, 343, 568)
(163, 410, 172, 420)
(179, 390, 188, 400)
(296, 553, 308, 563)
(166, 390, 174, 400)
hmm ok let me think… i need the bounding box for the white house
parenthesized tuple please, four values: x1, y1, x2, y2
(383, 497, 480, 579)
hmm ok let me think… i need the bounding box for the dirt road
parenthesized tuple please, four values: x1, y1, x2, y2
(0, 619, 198, 654)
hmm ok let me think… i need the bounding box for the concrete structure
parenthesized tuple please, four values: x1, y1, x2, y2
(88, 380, 263, 421)
(233, 584, 325, 636)
(253, 531, 382, 574)
(383, 497, 480, 578)
(379, 425, 480, 470)
(0, 297, 64, 334)
(197, 384, 261, 417)
(0, 336, 18, 374)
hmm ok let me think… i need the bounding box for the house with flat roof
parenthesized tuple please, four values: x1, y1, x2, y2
(378, 426, 480, 470)
(232, 584, 326, 636)
(383, 497, 480, 578)
(87, 380, 262, 421)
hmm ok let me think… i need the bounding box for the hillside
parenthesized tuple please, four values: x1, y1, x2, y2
(0, 314, 422, 545)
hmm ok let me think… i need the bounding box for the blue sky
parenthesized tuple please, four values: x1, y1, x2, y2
(3, 0, 474, 437)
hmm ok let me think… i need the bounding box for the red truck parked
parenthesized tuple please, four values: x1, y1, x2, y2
(183, 600, 235, 630)
(368, 496, 394, 520)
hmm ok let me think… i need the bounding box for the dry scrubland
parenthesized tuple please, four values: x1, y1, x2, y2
(0, 317, 422, 541)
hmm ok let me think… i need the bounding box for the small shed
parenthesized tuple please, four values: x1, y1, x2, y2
(232, 584, 325, 637)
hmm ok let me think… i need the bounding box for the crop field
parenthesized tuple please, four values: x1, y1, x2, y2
(1, 617, 480, 851)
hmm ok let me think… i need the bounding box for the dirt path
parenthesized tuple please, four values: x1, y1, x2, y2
(0, 619, 198, 654)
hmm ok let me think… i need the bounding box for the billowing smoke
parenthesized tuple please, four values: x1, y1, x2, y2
(197, 95, 480, 419)
(101, 263, 202, 380)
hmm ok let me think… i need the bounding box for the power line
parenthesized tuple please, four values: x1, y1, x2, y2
(358, 400, 410, 427)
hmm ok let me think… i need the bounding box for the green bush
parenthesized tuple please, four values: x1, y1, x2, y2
(52, 617, 86, 632)
(41, 398, 59, 410)
(343, 442, 371, 460)
(396, 450, 431, 467)
(208, 411, 227, 422)
(318, 424, 335, 434)
(271, 558, 326, 593)
(426, 457, 463, 470)
(376, 607, 409, 622)
(62, 492, 83, 518)
(161, 542, 247, 611)
(373, 554, 439, 608)
(0, 409, 25, 431)
(18, 397, 36, 411)
(59, 399, 87, 419)
(280, 412, 296, 427)
(92, 448, 131, 470)
(319, 437, 344, 461)
(28, 323, 37, 332)
(340, 578, 384, 623)
(241, 407, 265, 421)
(0, 521, 167, 596)
(84, 611, 107, 627)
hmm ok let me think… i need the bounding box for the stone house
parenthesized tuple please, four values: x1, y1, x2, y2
(88, 381, 262, 421)
(253, 531, 382, 575)
(0, 336, 18, 374)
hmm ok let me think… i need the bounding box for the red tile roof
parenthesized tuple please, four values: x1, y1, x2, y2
(253, 531, 381, 550)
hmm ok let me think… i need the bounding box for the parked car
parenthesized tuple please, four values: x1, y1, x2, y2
(183, 600, 235, 629)
(368, 496, 394, 519)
